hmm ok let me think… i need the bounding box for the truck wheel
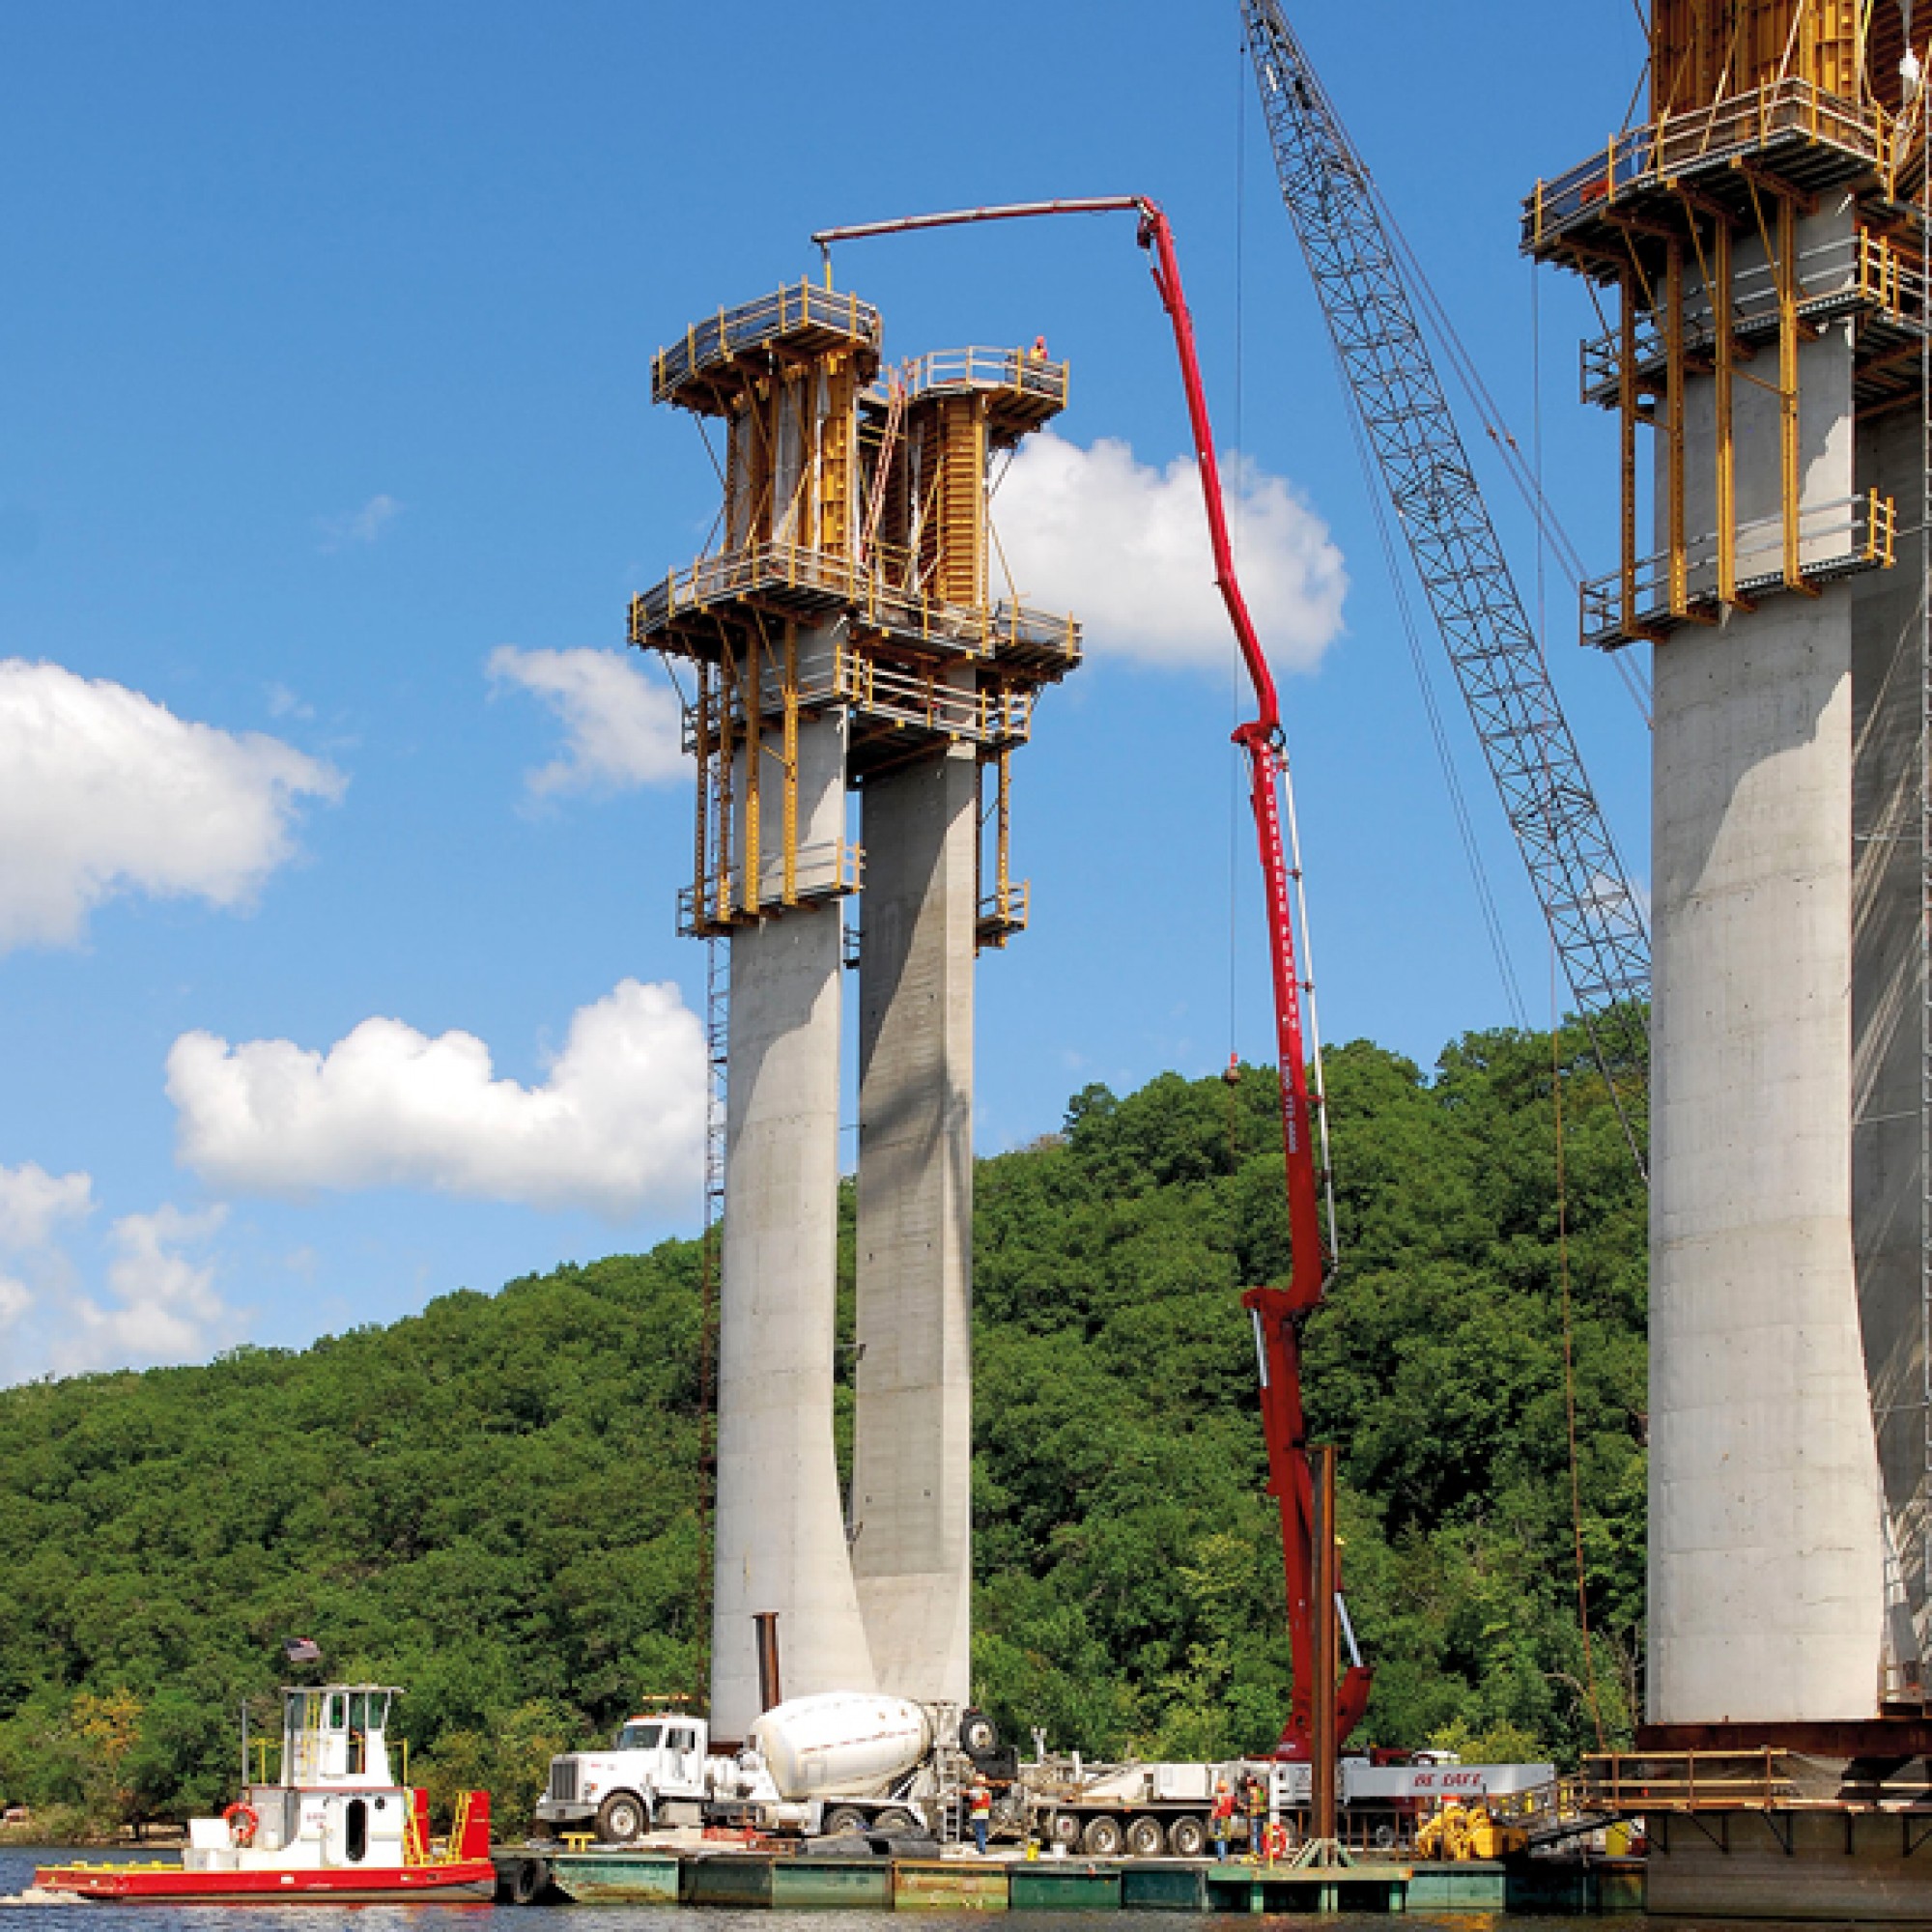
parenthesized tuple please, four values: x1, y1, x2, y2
(873, 1807, 917, 1835)
(596, 1793, 647, 1844)
(1047, 1811, 1082, 1848)
(959, 1709, 1000, 1757)
(1167, 1815, 1208, 1860)
(1125, 1815, 1166, 1858)
(1081, 1814, 1125, 1859)
(825, 1807, 867, 1837)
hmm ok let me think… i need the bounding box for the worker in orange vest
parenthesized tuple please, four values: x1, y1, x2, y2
(967, 1779, 993, 1856)
(1241, 1773, 1266, 1860)
(1210, 1780, 1236, 1862)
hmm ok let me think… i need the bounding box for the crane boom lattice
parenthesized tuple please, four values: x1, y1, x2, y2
(1242, 0, 1652, 1169)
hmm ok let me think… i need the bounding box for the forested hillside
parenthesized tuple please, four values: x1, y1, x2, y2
(0, 1024, 1644, 1833)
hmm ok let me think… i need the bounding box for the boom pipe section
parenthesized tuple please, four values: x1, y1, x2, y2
(814, 195, 1353, 1756)
(1241, 0, 1653, 1173)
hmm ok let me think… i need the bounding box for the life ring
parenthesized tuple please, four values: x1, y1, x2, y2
(223, 1802, 260, 1848)
(1262, 1820, 1290, 1864)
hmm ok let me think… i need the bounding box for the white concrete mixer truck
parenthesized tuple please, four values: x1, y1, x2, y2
(534, 1691, 1003, 1844)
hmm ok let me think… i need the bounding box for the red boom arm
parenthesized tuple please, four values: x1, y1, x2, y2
(1134, 205, 1371, 1762)
(810, 197, 1371, 1760)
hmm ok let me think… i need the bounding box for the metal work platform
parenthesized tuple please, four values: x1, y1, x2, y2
(652, 283, 883, 414)
(1521, 66, 1918, 651)
(881, 346, 1070, 448)
(1523, 77, 1906, 266)
(1577, 227, 1929, 414)
(1579, 490, 1895, 646)
(628, 544, 1080, 676)
(1580, 1747, 1932, 1840)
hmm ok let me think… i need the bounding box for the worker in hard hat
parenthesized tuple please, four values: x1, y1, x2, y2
(967, 1778, 993, 1857)
(1210, 1780, 1236, 1862)
(1241, 1773, 1266, 1861)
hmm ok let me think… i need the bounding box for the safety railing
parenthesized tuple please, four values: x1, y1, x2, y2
(1579, 230, 1928, 403)
(632, 543, 859, 639)
(838, 653, 1035, 744)
(1854, 228, 1931, 329)
(977, 879, 1031, 944)
(1527, 78, 1895, 248)
(1578, 1750, 1792, 1813)
(633, 544, 1081, 668)
(440, 1792, 474, 1864)
(1580, 490, 1895, 643)
(889, 345, 1069, 414)
(652, 282, 882, 402)
(990, 599, 1082, 664)
(678, 838, 862, 934)
(679, 648, 1035, 753)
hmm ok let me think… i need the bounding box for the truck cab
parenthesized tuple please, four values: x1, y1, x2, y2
(536, 1712, 742, 1843)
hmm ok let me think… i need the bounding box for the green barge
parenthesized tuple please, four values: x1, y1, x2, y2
(492, 1846, 1647, 1916)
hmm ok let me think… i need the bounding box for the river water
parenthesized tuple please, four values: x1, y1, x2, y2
(0, 1847, 1664, 1932)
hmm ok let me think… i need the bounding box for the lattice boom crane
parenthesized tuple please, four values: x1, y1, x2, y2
(1241, 0, 1653, 1171)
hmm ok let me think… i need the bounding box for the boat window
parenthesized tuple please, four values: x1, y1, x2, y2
(346, 1799, 367, 1863)
(327, 1692, 347, 1731)
(616, 1722, 663, 1751)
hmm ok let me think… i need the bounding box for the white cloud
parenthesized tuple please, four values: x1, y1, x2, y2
(0, 660, 345, 952)
(487, 645, 684, 799)
(318, 493, 402, 552)
(167, 979, 706, 1218)
(0, 1160, 92, 1249)
(994, 432, 1348, 674)
(56, 1205, 236, 1373)
(0, 1164, 243, 1382)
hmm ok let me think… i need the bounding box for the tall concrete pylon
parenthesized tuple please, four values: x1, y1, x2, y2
(710, 691, 874, 1740)
(1528, 6, 1932, 1911)
(850, 743, 980, 1705)
(630, 286, 1080, 1742)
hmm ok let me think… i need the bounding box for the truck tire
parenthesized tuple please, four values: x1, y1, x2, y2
(1125, 1814, 1166, 1858)
(1047, 1810, 1082, 1849)
(873, 1807, 917, 1835)
(510, 1858, 549, 1906)
(1167, 1814, 1208, 1860)
(959, 1709, 1000, 1757)
(596, 1792, 648, 1844)
(1081, 1814, 1125, 1858)
(824, 1806, 868, 1837)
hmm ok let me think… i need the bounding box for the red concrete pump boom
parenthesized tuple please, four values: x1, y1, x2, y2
(811, 197, 1371, 1759)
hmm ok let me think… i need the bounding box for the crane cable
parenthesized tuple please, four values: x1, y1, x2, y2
(1321, 323, 1529, 1030)
(1553, 958, 1609, 1752)
(1537, 270, 1607, 1752)
(1377, 192, 1654, 732)
(1232, 32, 1248, 1099)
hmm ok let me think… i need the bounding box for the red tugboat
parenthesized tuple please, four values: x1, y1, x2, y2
(35, 1684, 495, 1902)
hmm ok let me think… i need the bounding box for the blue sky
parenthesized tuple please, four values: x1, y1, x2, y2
(0, 0, 1651, 1378)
